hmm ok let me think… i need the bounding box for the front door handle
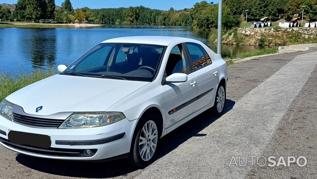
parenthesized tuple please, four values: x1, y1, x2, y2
(190, 81, 197, 87)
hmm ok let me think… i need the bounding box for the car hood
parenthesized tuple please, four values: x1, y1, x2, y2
(6, 75, 148, 116)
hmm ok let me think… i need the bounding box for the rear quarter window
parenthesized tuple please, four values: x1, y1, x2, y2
(186, 43, 212, 72)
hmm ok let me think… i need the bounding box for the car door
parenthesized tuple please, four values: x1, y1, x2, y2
(184, 43, 219, 109)
(160, 44, 201, 129)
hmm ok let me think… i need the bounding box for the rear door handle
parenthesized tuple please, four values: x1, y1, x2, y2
(213, 71, 219, 77)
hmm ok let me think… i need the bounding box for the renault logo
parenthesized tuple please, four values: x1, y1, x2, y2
(36, 106, 43, 113)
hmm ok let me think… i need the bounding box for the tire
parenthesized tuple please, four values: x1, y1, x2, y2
(130, 118, 160, 168)
(212, 84, 226, 115)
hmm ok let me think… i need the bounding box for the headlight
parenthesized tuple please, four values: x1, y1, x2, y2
(0, 100, 14, 121)
(59, 112, 126, 129)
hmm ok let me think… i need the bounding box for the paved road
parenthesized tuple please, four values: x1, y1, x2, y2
(0, 50, 316, 179)
(247, 62, 317, 179)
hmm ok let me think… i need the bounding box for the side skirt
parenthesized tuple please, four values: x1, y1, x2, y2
(162, 103, 213, 137)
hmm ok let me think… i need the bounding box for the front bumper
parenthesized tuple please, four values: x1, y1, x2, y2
(0, 115, 137, 160)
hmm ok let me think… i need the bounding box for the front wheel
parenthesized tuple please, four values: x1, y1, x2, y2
(131, 119, 159, 168)
(213, 84, 226, 115)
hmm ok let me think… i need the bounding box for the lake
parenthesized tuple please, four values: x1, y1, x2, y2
(0, 27, 255, 77)
(0, 27, 205, 76)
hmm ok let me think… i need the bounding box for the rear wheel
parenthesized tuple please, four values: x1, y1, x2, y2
(213, 84, 226, 115)
(131, 119, 159, 168)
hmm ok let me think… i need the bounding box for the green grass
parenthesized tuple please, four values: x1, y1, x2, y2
(239, 21, 251, 28)
(234, 47, 278, 59)
(0, 72, 53, 101)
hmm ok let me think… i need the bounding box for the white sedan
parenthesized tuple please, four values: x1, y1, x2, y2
(0, 36, 227, 167)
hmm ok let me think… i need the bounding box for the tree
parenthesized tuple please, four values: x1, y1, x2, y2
(80, 8, 96, 23)
(224, 0, 288, 21)
(55, 8, 64, 22)
(127, 7, 140, 25)
(57, 0, 74, 23)
(39, 0, 47, 19)
(222, 5, 240, 29)
(191, 2, 216, 32)
(62, 0, 73, 13)
(8, 0, 317, 26)
(285, 0, 305, 20)
(75, 9, 86, 22)
(14, 0, 48, 21)
(0, 6, 12, 21)
(46, 0, 55, 19)
(263, 0, 288, 20)
(223, 0, 244, 16)
(303, 0, 317, 21)
(24, 0, 43, 21)
(15, 0, 27, 21)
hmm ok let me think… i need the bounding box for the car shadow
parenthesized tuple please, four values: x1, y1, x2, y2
(16, 99, 235, 178)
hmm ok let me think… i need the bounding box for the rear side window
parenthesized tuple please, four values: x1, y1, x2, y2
(185, 43, 212, 72)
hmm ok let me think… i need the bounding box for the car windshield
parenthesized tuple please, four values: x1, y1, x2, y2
(63, 43, 166, 82)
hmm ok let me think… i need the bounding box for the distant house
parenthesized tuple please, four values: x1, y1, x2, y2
(291, 17, 300, 27)
(252, 17, 271, 28)
(304, 22, 317, 28)
(279, 21, 290, 28)
(278, 18, 300, 28)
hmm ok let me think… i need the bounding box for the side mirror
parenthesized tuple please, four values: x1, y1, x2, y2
(165, 73, 188, 83)
(57, 64, 67, 73)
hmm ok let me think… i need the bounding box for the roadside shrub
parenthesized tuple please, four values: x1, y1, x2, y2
(258, 35, 266, 49)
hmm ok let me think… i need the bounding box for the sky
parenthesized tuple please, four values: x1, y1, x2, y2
(0, 0, 216, 10)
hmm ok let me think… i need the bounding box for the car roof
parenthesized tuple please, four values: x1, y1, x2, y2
(102, 36, 201, 46)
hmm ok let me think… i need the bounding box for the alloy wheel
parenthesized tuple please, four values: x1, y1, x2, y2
(216, 86, 226, 113)
(138, 120, 158, 162)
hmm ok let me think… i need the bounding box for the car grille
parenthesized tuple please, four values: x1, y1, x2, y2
(13, 113, 65, 128)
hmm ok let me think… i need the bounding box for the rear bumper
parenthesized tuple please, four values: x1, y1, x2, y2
(0, 115, 137, 160)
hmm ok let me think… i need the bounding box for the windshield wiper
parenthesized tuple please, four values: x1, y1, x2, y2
(63, 72, 98, 77)
(98, 75, 127, 80)
(62, 72, 127, 80)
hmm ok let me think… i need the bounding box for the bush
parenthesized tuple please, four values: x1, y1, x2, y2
(258, 35, 266, 49)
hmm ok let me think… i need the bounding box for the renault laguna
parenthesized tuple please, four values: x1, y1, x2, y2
(0, 36, 227, 167)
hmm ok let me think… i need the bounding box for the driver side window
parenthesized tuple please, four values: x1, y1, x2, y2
(165, 45, 189, 76)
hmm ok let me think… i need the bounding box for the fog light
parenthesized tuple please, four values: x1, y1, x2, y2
(82, 149, 97, 157)
(0, 129, 6, 136)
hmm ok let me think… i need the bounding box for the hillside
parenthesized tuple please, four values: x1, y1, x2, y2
(0, 3, 15, 11)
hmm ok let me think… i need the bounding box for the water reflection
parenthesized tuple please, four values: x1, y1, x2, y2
(29, 29, 56, 70)
(0, 29, 57, 76)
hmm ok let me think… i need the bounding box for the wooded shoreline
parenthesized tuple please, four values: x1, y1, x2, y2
(0, 22, 103, 28)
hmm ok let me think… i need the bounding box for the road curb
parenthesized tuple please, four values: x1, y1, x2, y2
(228, 43, 317, 64)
